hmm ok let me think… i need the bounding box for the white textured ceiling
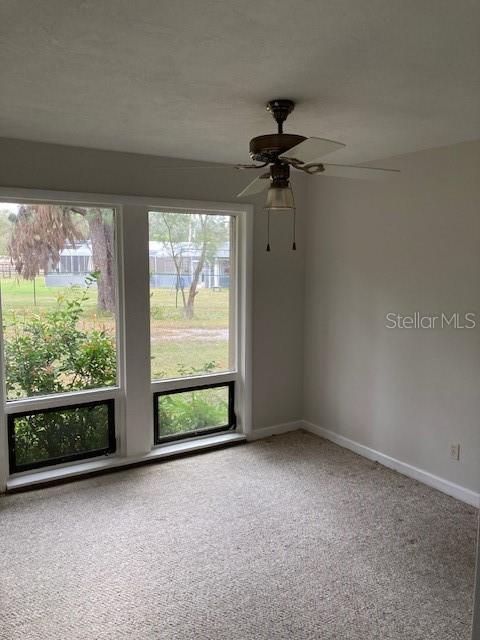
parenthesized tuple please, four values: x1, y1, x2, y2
(1, 0, 479, 164)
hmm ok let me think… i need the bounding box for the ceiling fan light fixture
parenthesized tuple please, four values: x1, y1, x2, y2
(265, 185, 295, 211)
(264, 183, 297, 253)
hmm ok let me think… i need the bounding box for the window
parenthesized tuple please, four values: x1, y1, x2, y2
(1, 203, 118, 400)
(154, 382, 235, 443)
(0, 201, 119, 472)
(148, 211, 234, 381)
(0, 193, 250, 484)
(8, 400, 116, 472)
(148, 209, 240, 444)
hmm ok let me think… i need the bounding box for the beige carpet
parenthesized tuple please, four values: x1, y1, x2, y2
(0, 430, 477, 640)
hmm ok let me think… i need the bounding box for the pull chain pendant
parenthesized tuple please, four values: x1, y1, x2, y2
(265, 206, 298, 252)
(266, 209, 271, 252)
(292, 208, 297, 251)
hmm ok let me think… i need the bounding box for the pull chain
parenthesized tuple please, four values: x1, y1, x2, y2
(266, 208, 271, 252)
(292, 208, 297, 251)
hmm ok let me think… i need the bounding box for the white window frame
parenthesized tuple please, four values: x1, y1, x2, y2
(0, 193, 125, 482)
(0, 188, 252, 491)
(148, 207, 240, 443)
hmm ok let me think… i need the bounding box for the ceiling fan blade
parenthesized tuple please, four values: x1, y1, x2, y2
(280, 137, 345, 164)
(152, 163, 240, 170)
(146, 162, 268, 170)
(321, 163, 400, 179)
(237, 173, 270, 198)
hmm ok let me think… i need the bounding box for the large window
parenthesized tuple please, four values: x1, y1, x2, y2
(0, 201, 119, 471)
(0, 203, 117, 400)
(148, 210, 239, 444)
(148, 211, 234, 381)
(0, 194, 250, 484)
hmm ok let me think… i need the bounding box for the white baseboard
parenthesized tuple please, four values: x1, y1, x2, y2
(302, 420, 480, 508)
(248, 421, 302, 441)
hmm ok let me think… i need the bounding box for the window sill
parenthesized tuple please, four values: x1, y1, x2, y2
(6, 432, 246, 492)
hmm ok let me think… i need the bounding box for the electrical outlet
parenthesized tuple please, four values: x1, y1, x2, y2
(449, 443, 460, 461)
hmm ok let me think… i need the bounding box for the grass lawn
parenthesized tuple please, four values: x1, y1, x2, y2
(0, 277, 103, 320)
(1, 277, 231, 381)
(151, 340, 230, 380)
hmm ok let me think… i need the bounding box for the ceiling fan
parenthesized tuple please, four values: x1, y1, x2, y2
(231, 99, 399, 250)
(157, 99, 399, 250)
(235, 99, 399, 200)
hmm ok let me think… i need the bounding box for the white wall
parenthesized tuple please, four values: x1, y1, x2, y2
(0, 137, 306, 431)
(2, 135, 478, 496)
(304, 140, 480, 495)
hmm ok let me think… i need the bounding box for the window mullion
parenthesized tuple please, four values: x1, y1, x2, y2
(5, 387, 122, 415)
(121, 205, 153, 456)
(152, 371, 238, 394)
(0, 286, 8, 491)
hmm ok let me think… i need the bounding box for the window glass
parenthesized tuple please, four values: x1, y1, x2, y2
(148, 211, 234, 381)
(155, 384, 233, 442)
(8, 400, 115, 472)
(0, 203, 118, 400)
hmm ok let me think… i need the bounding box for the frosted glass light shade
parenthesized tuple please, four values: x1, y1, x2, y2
(265, 186, 295, 210)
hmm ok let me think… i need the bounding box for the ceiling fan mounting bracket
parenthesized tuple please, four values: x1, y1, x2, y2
(266, 99, 295, 131)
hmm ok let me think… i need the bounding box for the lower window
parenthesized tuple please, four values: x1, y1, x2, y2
(8, 399, 116, 473)
(154, 382, 235, 444)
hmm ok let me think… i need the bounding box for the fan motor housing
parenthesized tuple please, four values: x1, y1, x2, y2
(249, 133, 306, 164)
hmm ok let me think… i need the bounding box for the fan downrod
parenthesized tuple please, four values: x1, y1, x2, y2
(266, 99, 295, 133)
(249, 99, 305, 164)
